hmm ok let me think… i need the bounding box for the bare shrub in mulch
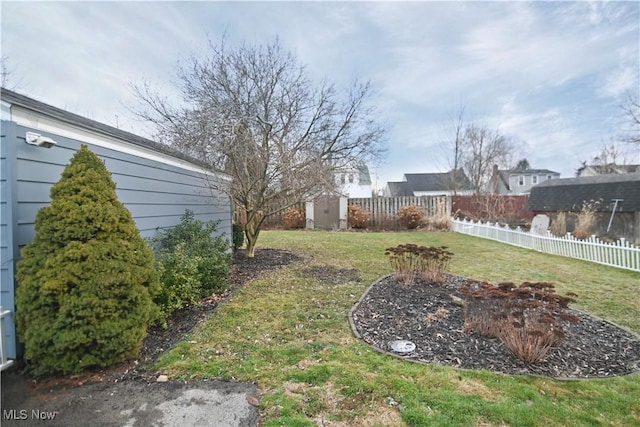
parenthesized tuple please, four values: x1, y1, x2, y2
(350, 275, 640, 379)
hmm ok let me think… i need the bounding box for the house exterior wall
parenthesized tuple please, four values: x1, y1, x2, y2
(0, 122, 18, 362)
(341, 182, 372, 198)
(337, 171, 372, 198)
(505, 173, 559, 195)
(0, 119, 231, 360)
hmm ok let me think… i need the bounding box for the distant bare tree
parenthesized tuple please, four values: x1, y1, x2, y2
(443, 106, 466, 195)
(1, 55, 14, 89)
(132, 38, 386, 257)
(459, 124, 515, 195)
(576, 141, 633, 176)
(620, 90, 640, 147)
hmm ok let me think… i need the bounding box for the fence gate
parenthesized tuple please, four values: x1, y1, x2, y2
(314, 196, 340, 230)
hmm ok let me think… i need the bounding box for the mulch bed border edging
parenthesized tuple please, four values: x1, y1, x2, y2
(348, 274, 640, 381)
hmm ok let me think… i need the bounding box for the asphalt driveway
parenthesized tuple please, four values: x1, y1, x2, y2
(1, 370, 260, 427)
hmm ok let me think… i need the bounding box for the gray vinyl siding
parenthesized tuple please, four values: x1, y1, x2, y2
(1, 120, 232, 359)
(1, 122, 18, 359)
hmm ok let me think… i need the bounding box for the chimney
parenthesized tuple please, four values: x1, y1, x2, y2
(491, 165, 499, 194)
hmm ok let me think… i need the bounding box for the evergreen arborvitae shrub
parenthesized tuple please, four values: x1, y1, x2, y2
(232, 223, 245, 251)
(15, 145, 160, 376)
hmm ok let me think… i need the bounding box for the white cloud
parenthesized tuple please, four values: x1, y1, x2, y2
(1, 1, 638, 183)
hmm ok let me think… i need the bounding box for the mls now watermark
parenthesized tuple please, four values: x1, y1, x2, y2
(3, 409, 59, 421)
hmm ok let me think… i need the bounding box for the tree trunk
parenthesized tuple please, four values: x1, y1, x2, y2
(244, 210, 263, 258)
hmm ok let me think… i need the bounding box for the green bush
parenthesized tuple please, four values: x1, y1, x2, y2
(153, 243, 202, 326)
(150, 210, 231, 322)
(232, 223, 245, 251)
(15, 145, 160, 376)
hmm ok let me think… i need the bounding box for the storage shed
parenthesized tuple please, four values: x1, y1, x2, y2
(528, 173, 640, 243)
(1, 89, 232, 365)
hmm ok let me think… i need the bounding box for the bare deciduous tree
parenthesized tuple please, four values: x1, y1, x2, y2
(576, 141, 633, 176)
(442, 107, 515, 195)
(620, 90, 640, 147)
(132, 38, 386, 257)
(442, 106, 466, 195)
(1, 55, 18, 90)
(459, 124, 515, 195)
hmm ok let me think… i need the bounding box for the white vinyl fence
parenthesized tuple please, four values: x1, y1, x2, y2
(0, 307, 14, 371)
(453, 218, 640, 272)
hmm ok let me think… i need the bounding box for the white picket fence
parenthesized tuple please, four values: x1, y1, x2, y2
(452, 218, 640, 272)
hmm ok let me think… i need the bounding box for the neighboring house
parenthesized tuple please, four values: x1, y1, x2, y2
(490, 165, 560, 195)
(527, 173, 640, 243)
(576, 164, 640, 177)
(1, 89, 232, 363)
(384, 170, 473, 197)
(336, 163, 372, 198)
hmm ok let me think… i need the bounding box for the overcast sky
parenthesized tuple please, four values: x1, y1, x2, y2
(2, 1, 638, 189)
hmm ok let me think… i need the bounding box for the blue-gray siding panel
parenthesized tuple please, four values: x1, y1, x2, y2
(2, 120, 231, 359)
(1, 125, 17, 359)
(12, 124, 231, 242)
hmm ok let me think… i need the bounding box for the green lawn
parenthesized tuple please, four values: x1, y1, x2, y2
(156, 230, 640, 427)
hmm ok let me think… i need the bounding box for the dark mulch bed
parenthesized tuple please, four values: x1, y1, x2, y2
(350, 275, 640, 379)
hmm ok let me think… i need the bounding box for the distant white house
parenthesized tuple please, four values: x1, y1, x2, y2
(336, 163, 372, 198)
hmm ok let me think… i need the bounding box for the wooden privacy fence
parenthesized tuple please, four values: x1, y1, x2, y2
(453, 218, 640, 272)
(350, 196, 451, 228)
(255, 202, 306, 228)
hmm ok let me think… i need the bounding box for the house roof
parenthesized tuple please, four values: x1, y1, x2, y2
(500, 168, 560, 177)
(578, 164, 640, 175)
(357, 165, 372, 185)
(528, 173, 640, 212)
(503, 169, 560, 175)
(403, 170, 472, 193)
(0, 88, 218, 172)
(385, 181, 412, 197)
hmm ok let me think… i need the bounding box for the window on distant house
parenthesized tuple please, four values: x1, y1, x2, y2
(532, 175, 538, 185)
(348, 174, 354, 184)
(547, 175, 552, 180)
(518, 175, 525, 186)
(340, 174, 345, 184)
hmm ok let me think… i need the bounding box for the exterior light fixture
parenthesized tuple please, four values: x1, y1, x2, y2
(25, 131, 57, 148)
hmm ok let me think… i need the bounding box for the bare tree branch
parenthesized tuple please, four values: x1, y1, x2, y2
(131, 37, 386, 257)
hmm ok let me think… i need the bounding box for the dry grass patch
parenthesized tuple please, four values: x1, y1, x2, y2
(456, 379, 499, 400)
(282, 381, 405, 427)
(474, 417, 511, 427)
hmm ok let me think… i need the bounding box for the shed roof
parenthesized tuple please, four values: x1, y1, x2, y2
(0, 88, 218, 172)
(528, 173, 640, 212)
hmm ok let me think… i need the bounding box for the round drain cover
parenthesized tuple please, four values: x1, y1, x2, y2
(389, 340, 416, 353)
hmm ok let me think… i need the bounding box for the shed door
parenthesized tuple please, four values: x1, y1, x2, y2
(314, 196, 340, 230)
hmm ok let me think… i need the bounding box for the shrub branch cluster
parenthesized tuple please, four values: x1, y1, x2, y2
(348, 204, 371, 229)
(283, 207, 305, 229)
(385, 244, 453, 285)
(398, 205, 424, 229)
(459, 281, 579, 364)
